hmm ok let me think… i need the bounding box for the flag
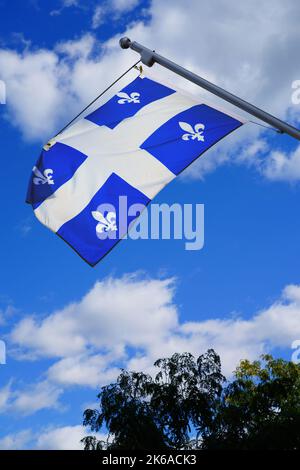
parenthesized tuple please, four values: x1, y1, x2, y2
(27, 74, 244, 266)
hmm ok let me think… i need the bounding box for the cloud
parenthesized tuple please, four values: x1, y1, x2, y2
(0, 424, 105, 450)
(91, 0, 141, 29)
(1, 273, 300, 426)
(91, 5, 105, 29)
(0, 380, 63, 416)
(261, 145, 300, 181)
(55, 33, 95, 59)
(0, 304, 18, 326)
(52, 0, 140, 26)
(111, 0, 140, 13)
(125, 282, 300, 377)
(15, 217, 33, 237)
(0, 33, 139, 142)
(50, 0, 79, 16)
(63, 0, 79, 6)
(35, 425, 92, 450)
(10, 274, 177, 360)
(0, 382, 12, 410)
(121, 0, 300, 179)
(0, 47, 69, 141)
(1, 0, 300, 180)
(0, 429, 32, 450)
(9, 273, 300, 385)
(47, 354, 121, 387)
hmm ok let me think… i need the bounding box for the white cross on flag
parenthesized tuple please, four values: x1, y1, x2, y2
(27, 73, 245, 266)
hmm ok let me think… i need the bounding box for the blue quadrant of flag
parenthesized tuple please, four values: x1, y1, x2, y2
(26, 143, 88, 208)
(58, 173, 149, 266)
(27, 74, 244, 266)
(86, 76, 175, 129)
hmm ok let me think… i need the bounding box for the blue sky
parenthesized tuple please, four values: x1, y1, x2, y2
(0, 0, 300, 450)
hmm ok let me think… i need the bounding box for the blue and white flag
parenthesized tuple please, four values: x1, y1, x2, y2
(27, 74, 244, 266)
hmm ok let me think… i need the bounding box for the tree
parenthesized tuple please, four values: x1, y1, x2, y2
(83, 370, 167, 450)
(204, 354, 300, 449)
(82, 351, 300, 450)
(82, 350, 224, 449)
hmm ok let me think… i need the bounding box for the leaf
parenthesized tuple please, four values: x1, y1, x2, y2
(179, 121, 194, 134)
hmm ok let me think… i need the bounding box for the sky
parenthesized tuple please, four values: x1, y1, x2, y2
(0, 0, 300, 450)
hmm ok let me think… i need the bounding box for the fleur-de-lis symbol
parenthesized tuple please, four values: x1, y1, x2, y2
(117, 91, 140, 104)
(32, 166, 55, 185)
(92, 210, 118, 235)
(179, 122, 205, 142)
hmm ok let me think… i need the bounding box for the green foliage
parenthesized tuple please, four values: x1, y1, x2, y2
(205, 354, 300, 449)
(82, 351, 300, 450)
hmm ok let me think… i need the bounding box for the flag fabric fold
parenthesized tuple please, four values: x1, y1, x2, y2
(27, 74, 245, 266)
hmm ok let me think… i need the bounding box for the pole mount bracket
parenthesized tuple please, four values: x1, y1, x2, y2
(140, 50, 156, 67)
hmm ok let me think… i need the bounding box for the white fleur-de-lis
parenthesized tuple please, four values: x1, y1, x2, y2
(92, 210, 118, 235)
(32, 166, 55, 185)
(117, 91, 140, 104)
(179, 122, 205, 142)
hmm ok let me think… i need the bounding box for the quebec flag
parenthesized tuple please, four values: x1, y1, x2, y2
(27, 74, 244, 266)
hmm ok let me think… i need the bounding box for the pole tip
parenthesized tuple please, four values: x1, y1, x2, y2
(119, 37, 132, 49)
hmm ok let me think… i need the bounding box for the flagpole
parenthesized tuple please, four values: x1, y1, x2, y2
(119, 37, 300, 141)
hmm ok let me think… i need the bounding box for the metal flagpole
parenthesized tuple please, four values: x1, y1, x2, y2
(119, 37, 300, 141)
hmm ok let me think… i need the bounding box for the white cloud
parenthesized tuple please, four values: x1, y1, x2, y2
(15, 217, 33, 238)
(125, 282, 300, 376)
(0, 380, 63, 416)
(0, 382, 12, 410)
(91, 0, 140, 29)
(0, 429, 32, 450)
(120, 0, 300, 179)
(13, 381, 63, 415)
(35, 425, 90, 450)
(63, 0, 79, 6)
(1, 0, 300, 180)
(0, 33, 140, 142)
(236, 139, 270, 166)
(262, 145, 300, 181)
(2, 273, 300, 423)
(0, 424, 105, 450)
(0, 48, 69, 141)
(47, 354, 121, 387)
(91, 5, 105, 29)
(50, 0, 79, 16)
(0, 304, 18, 325)
(55, 33, 95, 59)
(10, 274, 177, 360)
(8, 273, 300, 383)
(111, 0, 140, 13)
